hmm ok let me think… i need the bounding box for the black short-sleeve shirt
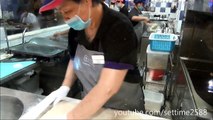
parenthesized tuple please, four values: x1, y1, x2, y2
(120, 5, 129, 18)
(68, 3, 141, 83)
(129, 7, 142, 27)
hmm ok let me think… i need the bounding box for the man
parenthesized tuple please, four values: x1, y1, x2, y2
(109, 0, 119, 11)
(40, 0, 144, 119)
(129, 0, 149, 27)
(18, 7, 40, 30)
(116, 0, 128, 17)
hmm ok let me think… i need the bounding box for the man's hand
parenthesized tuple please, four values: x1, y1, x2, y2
(143, 16, 150, 23)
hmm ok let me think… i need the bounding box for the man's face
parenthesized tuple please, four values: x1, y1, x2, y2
(116, 0, 123, 8)
(136, 2, 143, 9)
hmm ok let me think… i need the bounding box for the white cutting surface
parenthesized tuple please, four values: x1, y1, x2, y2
(40, 100, 167, 120)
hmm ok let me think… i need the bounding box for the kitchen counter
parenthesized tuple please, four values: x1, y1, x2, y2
(0, 87, 167, 119)
(0, 87, 44, 115)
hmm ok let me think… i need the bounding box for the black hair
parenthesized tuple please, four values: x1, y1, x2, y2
(133, 0, 144, 5)
(122, 0, 126, 4)
(72, 0, 101, 6)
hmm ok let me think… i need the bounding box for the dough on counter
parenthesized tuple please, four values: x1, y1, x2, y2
(115, 112, 165, 120)
(40, 101, 164, 119)
(39, 101, 115, 119)
(115, 113, 141, 120)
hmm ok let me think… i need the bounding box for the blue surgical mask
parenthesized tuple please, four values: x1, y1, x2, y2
(66, 15, 91, 30)
(138, 6, 143, 11)
(65, 4, 91, 31)
(116, 3, 122, 9)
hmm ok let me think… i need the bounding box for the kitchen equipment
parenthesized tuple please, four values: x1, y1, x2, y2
(19, 92, 57, 119)
(154, 15, 161, 20)
(161, 15, 167, 19)
(149, 33, 178, 52)
(188, 69, 213, 106)
(150, 6, 155, 12)
(144, 90, 164, 111)
(149, 69, 165, 81)
(0, 61, 41, 94)
(180, 10, 213, 62)
(9, 37, 67, 58)
(146, 45, 169, 69)
(0, 26, 9, 50)
(0, 95, 24, 120)
(0, 61, 36, 79)
(147, 23, 159, 32)
(0, 95, 24, 119)
(184, 59, 213, 106)
(208, 79, 213, 93)
(1, 87, 166, 120)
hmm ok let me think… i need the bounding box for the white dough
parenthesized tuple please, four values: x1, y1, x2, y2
(40, 101, 115, 119)
(40, 101, 166, 120)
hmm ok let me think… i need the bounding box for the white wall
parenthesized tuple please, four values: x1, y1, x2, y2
(175, 0, 186, 33)
(149, 0, 186, 33)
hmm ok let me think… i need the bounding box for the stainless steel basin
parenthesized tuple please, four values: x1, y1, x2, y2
(0, 95, 24, 119)
(10, 44, 64, 57)
(9, 37, 67, 57)
(183, 59, 213, 106)
(29, 37, 67, 49)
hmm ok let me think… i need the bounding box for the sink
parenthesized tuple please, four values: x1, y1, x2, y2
(29, 37, 67, 49)
(0, 95, 24, 119)
(10, 44, 64, 57)
(9, 37, 67, 58)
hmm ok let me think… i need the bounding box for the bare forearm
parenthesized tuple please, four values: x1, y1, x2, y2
(68, 68, 127, 119)
(62, 60, 77, 87)
(132, 16, 148, 22)
(68, 84, 113, 119)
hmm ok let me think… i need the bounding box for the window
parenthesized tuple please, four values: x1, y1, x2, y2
(0, 0, 64, 35)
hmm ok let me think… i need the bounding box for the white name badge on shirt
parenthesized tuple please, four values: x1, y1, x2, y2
(92, 55, 105, 64)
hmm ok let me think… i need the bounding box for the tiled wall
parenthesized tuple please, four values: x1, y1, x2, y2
(150, 0, 177, 14)
(151, 1, 176, 14)
(175, 0, 186, 33)
(150, 0, 186, 33)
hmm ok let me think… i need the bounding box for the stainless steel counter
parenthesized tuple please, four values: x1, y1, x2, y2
(171, 59, 213, 120)
(0, 87, 79, 119)
(181, 59, 213, 114)
(0, 87, 45, 115)
(177, 60, 213, 119)
(0, 87, 167, 120)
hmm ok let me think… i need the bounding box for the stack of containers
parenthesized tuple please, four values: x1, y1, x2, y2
(144, 89, 164, 112)
(147, 33, 177, 81)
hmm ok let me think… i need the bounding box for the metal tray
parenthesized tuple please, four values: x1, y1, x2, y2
(9, 37, 67, 58)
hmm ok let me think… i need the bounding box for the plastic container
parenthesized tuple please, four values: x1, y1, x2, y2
(144, 89, 164, 111)
(146, 45, 169, 69)
(149, 33, 177, 52)
(149, 69, 165, 81)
